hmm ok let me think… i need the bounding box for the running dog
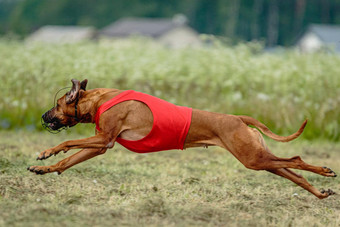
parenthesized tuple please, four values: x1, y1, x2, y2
(28, 79, 337, 199)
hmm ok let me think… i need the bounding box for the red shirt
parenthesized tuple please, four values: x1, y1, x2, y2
(94, 90, 192, 153)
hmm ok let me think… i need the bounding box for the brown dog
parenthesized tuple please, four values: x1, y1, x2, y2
(28, 79, 336, 199)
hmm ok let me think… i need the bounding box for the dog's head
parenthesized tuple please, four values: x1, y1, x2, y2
(42, 79, 88, 132)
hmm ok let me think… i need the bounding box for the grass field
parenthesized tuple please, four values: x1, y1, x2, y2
(0, 130, 339, 226)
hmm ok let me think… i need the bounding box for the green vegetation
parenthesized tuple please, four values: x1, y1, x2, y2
(0, 131, 339, 226)
(1, 39, 339, 140)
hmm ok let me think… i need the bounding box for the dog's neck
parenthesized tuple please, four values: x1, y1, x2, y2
(76, 88, 122, 124)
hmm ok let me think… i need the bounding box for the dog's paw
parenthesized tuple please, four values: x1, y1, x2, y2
(319, 189, 336, 199)
(322, 166, 337, 177)
(27, 166, 51, 175)
(37, 149, 55, 160)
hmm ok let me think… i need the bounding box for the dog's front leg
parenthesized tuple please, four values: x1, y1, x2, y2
(28, 147, 108, 175)
(37, 134, 112, 160)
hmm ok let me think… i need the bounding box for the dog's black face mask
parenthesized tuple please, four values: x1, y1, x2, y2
(41, 79, 88, 133)
(41, 100, 78, 133)
(42, 107, 65, 131)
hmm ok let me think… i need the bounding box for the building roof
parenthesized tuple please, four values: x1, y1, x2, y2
(299, 24, 340, 52)
(27, 25, 95, 43)
(308, 24, 340, 43)
(100, 17, 188, 38)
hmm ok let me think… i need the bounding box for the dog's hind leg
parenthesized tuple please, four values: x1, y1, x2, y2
(267, 168, 336, 199)
(213, 117, 336, 198)
(229, 127, 336, 177)
(262, 155, 337, 177)
(225, 127, 336, 198)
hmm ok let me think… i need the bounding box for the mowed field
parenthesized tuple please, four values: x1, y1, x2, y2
(0, 130, 339, 226)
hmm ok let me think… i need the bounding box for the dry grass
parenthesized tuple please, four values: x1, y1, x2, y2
(0, 130, 339, 226)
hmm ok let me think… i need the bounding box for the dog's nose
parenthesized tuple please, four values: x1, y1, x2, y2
(42, 110, 52, 122)
(42, 112, 48, 122)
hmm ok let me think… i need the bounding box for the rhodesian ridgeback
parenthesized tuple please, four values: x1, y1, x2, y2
(28, 79, 336, 199)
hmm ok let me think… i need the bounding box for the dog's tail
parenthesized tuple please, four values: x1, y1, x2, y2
(239, 115, 307, 142)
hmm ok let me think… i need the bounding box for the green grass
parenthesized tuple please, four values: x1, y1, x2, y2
(0, 39, 340, 140)
(0, 130, 339, 226)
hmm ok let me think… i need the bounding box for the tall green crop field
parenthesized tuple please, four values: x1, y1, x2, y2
(0, 38, 339, 140)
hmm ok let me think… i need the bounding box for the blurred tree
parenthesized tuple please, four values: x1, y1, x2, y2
(267, 0, 279, 46)
(9, 0, 42, 34)
(321, 0, 330, 23)
(0, 0, 19, 34)
(1, 0, 340, 46)
(251, 0, 264, 40)
(293, 0, 306, 35)
(225, 0, 240, 39)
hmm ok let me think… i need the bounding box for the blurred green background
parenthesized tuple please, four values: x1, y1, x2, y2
(0, 39, 339, 140)
(0, 1, 339, 141)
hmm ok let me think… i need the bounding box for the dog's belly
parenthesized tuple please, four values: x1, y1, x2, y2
(183, 109, 221, 148)
(183, 109, 241, 150)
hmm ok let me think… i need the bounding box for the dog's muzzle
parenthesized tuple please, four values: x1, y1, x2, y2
(41, 108, 68, 134)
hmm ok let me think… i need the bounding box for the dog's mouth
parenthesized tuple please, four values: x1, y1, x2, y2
(47, 120, 62, 130)
(41, 117, 66, 131)
(41, 110, 68, 133)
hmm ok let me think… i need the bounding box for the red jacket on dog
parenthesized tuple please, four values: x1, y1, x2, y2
(95, 90, 192, 153)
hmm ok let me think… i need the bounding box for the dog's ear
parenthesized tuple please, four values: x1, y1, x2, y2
(66, 79, 80, 104)
(80, 79, 88, 91)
